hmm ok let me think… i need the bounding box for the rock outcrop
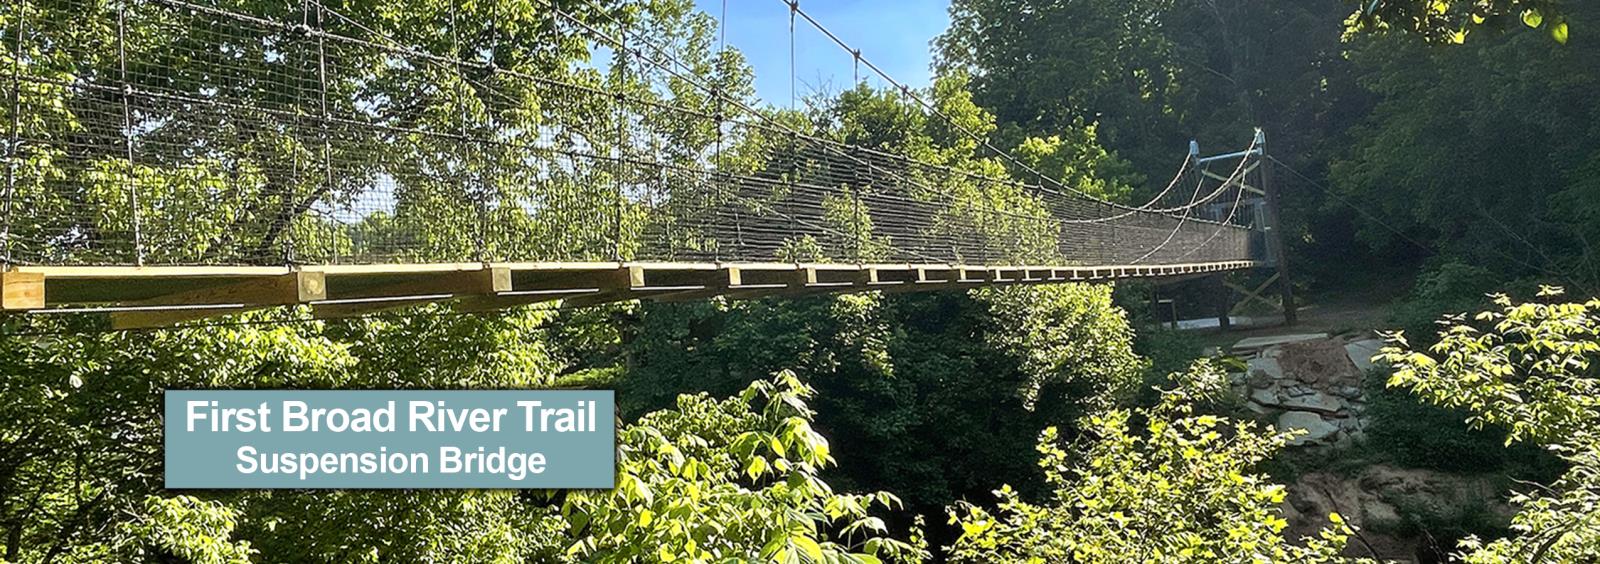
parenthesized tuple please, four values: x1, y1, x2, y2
(1229, 334, 1385, 447)
(1281, 465, 1517, 561)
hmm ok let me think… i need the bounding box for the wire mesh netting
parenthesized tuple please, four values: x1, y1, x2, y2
(1, 0, 1258, 268)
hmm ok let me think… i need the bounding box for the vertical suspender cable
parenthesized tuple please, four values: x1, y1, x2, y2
(478, 1, 496, 262)
(787, 0, 796, 112)
(316, 1, 333, 263)
(614, 31, 626, 260)
(474, 3, 488, 263)
(450, 4, 473, 261)
(3, 1, 25, 266)
(286, 0, 310, 265)
(117, 0, 143, 265)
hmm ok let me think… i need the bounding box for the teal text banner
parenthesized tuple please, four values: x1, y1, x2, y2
(165, 390, 615, 489)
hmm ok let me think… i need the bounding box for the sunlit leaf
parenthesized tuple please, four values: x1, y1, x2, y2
(1523, 9, 1544, 28)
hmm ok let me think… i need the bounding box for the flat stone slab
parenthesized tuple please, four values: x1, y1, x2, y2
(1232, 333, 1330, 353)
(1249, 387, 1279, 406)
(1247, 357, 1284, 382)
(1346, 339, 1385, 373)
(1279, 391, 1345, 414)
(1279, 411, 1340, 445)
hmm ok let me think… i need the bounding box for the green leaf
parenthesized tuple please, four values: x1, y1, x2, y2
(790, 536, 824, 562)
(746, 456, 768, 480)
(1553, 21, 1570, 44)
(1523, 9, 1544, 29)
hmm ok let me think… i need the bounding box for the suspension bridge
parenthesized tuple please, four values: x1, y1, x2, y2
(0, 0, 1283, 329)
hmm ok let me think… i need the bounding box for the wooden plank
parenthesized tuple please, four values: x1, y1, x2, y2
(16, 265, 291, 278)
(1, 271, 45, 310)
(508, 265, 639, 296)
(110, 305, 257, 330)
(307, 262, 498, 275)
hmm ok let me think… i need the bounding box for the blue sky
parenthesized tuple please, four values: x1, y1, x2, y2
(689, 0, 952, 106)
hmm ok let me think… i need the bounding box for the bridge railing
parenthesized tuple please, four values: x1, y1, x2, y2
(2, 0, 1255, 269)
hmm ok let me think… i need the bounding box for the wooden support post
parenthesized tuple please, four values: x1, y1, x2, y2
(1214, 273, 1232, 331)
(1259, 130, 1297, 325)
(1, 271, 45, 310)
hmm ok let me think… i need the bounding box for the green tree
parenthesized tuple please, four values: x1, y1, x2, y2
(935, 0, 1362, 205)
(1332, 8, 1600, 291)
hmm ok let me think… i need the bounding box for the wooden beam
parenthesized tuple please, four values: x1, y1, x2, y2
(140, 271, 324, 306)
(1225, 273, 1280, 315)
(108, 271, 326, 329)
(312, 295, 454, 319)
(7, 260, 1264, 315)
(312, 267, 511, 317)
(561, 293, 634, 309)
(863, 265, 916, 288)
(643, 268, 746, 303)
(322, 267, 511, 301)
(958, 266, 992, 283)
(553, 265, 686, 308)
(453, 288, 602, 313)
(1, 271, 45, 311)
(109, 305, 257, 330)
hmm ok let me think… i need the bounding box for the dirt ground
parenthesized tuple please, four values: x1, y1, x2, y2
(1186, 282, 1408, 350)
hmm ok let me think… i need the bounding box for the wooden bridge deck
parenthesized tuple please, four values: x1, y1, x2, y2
(0, 260, 1258, 329)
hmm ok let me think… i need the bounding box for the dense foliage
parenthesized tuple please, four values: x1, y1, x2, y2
(1381, 288, 1600, 562)
(936, 0, 1599, 304)
(601, 283, 1145, 522)
(946, 361, 1356, 562)
(0, 314, 933, 561)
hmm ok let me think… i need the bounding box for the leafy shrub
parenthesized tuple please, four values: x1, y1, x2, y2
(1388, 261, 1535, 344)
(558, 371, 926, 563)
(1363, 368, 1561, 478)
(1381, 288, 1600, 562)
(946, 361, 1355, 562)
